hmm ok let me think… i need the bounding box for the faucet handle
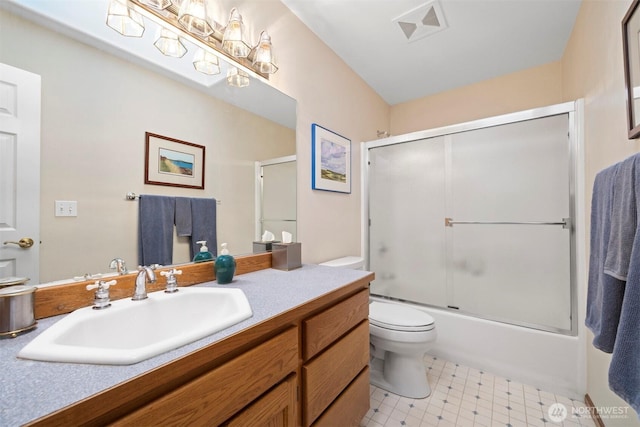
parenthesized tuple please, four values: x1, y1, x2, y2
(86, 280, 117, 309)
(160, 269, 181, 294)
(86, 279, 117, 291)
(160, 268, 182, 277)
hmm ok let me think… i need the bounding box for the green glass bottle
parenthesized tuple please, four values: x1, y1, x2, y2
(215, 243, 236, 284)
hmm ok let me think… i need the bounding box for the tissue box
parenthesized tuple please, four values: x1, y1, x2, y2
(271, 242, 302, 271)
(253, 241, 280, 253)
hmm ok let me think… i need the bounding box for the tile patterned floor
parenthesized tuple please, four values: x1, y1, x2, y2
(361, 355, 597, 427)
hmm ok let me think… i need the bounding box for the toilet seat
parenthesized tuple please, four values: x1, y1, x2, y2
(369, 301, 435, 332)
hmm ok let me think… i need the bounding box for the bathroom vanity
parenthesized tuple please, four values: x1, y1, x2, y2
(1, 255, 373, 426)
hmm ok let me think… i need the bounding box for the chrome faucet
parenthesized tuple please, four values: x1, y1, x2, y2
(109, 258, 128, 275)
(133, 266, 156, 301)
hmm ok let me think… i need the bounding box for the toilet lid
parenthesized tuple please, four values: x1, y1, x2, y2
(369, 301, 435, 332)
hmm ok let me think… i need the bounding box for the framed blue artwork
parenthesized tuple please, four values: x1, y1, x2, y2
(311, 123, 351, 193)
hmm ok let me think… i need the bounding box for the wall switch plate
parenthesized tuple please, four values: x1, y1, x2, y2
(55, 200, 78, 217)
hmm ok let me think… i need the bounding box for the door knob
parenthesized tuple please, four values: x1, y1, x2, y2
(3, 238, 35, 248)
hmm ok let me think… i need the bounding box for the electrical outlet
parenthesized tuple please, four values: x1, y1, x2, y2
(55, 200, 78, 217)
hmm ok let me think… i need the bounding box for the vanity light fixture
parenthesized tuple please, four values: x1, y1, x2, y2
(154, 28, 187, 58)
(178, 0, 214, 38)
(222, 8, 250, 58)
(253, 31, 278, 74)
(108, 0, 279, 87)
(193, 48, 221, 75)
(138, 0, 171, 10)
(106, 0, 145, 37)
(227, 66, 249, 87)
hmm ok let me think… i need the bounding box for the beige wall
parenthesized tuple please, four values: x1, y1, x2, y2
(390, 61, 563, 135)
(0, 11, 295, 281)
(563, 1, 640, 425)
(261, 1, 390, 264)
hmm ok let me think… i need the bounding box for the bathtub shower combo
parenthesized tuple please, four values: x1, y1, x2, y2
(362, 101, 585, 398)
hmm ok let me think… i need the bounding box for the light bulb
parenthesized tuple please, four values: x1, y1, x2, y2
(252, 31, 278, 74)
(106, 0, 145, 37)
(222, 8, 250, 58)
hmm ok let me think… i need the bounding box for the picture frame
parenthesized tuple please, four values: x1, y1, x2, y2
(145, 132, 205, 189)
(623, 0, 640, 139)
(311, 123, 351, 193)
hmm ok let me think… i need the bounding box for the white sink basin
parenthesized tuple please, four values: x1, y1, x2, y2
(18, 287, 252, 365)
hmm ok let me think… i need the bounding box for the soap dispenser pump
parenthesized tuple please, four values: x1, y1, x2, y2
(193, 240, 214, 263)
(215, 243, 236, 284)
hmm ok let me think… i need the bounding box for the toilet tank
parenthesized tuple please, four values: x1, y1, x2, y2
(319, 256, 364, 270)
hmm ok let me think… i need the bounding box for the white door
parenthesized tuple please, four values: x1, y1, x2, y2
(0, 63, 41, 283)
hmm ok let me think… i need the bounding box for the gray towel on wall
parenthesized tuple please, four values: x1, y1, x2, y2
(609, 154, 640, 415)
(189, 197, 217, 260)
(138, 195, 176, 266)
(585, 163, 626, 353)
(175, 197, 192, 237)
(604, 155, 638, 280)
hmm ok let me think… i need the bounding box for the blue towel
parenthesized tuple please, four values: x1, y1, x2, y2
(605, 155, 639, 280)
(586, 163, 626, 353)
(189, 198, 217, 260)
(175, 197, 192, 237)
(138, 195, 175, 266)
(609, 154, 640, 415)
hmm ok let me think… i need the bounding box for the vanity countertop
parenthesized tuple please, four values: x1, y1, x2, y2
(0, 264, 373, 426)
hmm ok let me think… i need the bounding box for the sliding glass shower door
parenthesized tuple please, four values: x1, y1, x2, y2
(368, 113, 574, 333)
(368, 136, 448, 307)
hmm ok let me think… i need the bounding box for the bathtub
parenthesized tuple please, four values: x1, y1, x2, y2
(370, 295, 586, 400)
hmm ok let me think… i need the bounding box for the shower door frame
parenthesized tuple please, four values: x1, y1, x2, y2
(361, 101, 584, 335)
(254, 154, 297, 242)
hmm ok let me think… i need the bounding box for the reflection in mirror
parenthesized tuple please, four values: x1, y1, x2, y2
(256, 156, 297, 247)
(623, 0, 640, 138)
(0, 3, 296, 283)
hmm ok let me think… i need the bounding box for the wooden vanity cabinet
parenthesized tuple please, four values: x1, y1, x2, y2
(302, 289, 370, 427)
(26, 273, 373, 427)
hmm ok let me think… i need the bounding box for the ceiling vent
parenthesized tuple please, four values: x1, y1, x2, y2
(393, 1, 448, 43)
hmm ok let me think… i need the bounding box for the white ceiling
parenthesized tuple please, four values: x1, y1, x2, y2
(281, 0, 582, 105)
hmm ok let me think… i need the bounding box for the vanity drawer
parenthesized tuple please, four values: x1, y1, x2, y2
(312, 366, 370, 427)
(303, 289, 369, 360)
(113, 327, 298, 427)
(302, 320, 370, 426)
(224, 374, 297, 427)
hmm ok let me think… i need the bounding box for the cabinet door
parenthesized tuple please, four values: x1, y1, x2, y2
(225, 374, 297, 427)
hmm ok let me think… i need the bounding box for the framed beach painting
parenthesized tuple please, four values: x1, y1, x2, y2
(145, 132, 205, 189)
(311, 124, 351, 193)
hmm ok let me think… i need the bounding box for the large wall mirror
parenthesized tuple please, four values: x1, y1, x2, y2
(623, 0, 640, 139)
(0, 1, 296, 283)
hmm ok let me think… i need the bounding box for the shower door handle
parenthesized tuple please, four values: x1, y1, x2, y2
(445, 218, 570, 229)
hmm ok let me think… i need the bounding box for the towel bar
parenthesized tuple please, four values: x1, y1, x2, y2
(126, 192, 222, 205)
(444, 217, 570, 229)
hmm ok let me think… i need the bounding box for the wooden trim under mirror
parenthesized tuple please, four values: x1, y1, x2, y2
(34, 252, 271, 319)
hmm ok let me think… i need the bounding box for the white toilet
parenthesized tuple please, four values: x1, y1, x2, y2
(319, 256, 437, 399)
